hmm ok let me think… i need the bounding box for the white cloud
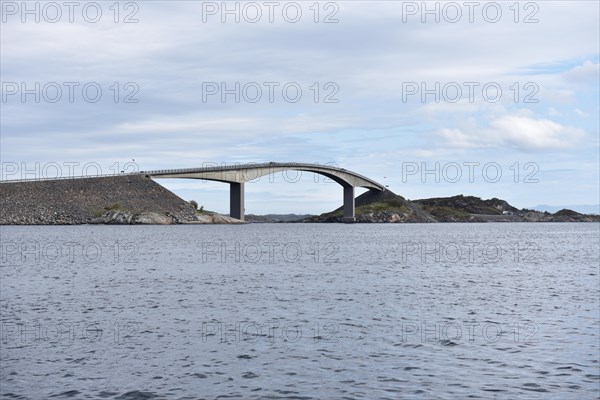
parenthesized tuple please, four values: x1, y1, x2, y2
(438, 128, 482, 149)
(563, 61, 600, 84)
(548, 107, 561, 116)
(489, 115, 585, 150)
(438, 115, 586, 151)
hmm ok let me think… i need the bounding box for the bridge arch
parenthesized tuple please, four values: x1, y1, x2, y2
(145, 162, 385, 222)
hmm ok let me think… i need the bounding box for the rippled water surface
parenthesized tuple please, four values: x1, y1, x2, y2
(1, 223, 599, 399)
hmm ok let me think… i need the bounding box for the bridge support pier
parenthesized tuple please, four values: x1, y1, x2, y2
(341, 185, 355, 223)
(230, 182, 245, 220)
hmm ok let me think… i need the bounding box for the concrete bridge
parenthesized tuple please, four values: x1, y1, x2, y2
(144, 162, 385, 222)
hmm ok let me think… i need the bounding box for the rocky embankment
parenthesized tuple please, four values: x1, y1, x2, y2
(0, 174, 242, 225)
(306, 191, 599, 223)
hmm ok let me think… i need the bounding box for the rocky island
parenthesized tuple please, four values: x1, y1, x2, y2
(304, 190, 599, 223)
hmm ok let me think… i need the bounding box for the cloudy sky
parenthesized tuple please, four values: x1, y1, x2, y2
(1, 1, 598, 214)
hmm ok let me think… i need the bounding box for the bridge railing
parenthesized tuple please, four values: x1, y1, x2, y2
(0, 163, 323, 183)
(145, 162, 347, 176)
(0, 172, 139, 184)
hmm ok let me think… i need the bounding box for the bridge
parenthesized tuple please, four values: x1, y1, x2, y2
(144, 162, 385, 222)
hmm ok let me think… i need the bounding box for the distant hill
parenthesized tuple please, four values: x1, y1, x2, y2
(553, 209, 582, 217)
(245, 214, 313, 223)
(530, 204, 600, 215)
